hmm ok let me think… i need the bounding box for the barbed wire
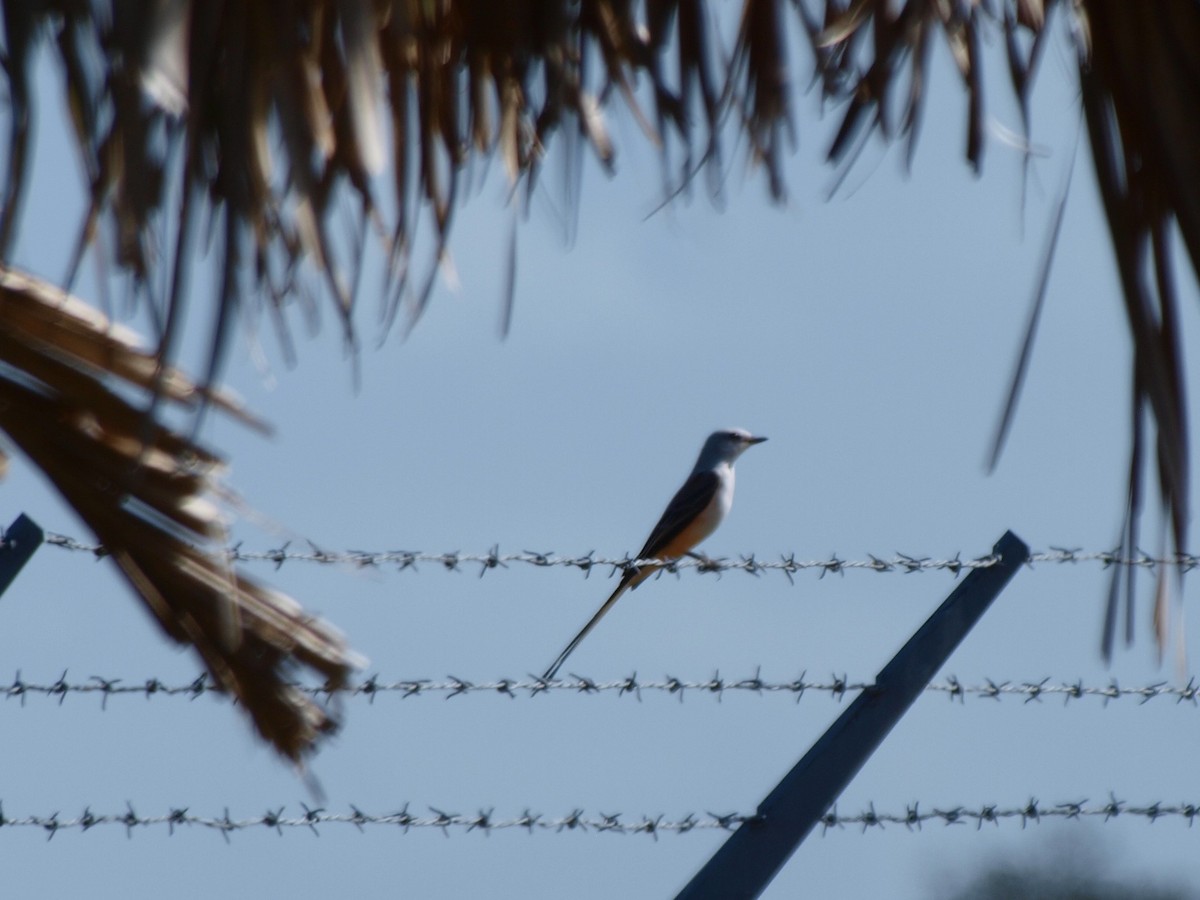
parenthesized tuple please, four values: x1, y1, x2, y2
(1, 795, 1195, 841)
(41, 531, 1200, 580)
(5, 670, 1198, 708)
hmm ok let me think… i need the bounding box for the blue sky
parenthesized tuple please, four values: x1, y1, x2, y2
(2, 14, 1199, 899)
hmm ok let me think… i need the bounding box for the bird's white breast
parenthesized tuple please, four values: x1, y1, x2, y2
(693, 463, 734, 543)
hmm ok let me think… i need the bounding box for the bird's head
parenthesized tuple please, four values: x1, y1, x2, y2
(698, 428, 767, 468)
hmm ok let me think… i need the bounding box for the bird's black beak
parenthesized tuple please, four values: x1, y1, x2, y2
(747, 435, 767, 445)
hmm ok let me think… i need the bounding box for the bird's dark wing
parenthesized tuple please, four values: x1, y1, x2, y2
(637, 469, 719, 560)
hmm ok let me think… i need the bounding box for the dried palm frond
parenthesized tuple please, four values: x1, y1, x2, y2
(0, 2, 1197, 666)
(0, 266, 362, 764)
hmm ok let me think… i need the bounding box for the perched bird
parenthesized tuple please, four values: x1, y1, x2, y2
(542, 428, 767, 680)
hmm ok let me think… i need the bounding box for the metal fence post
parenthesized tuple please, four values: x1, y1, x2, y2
(675, 530, 1029, 900)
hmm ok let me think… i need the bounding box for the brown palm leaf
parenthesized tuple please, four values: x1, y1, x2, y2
(0, 266, 362, 763)
(1076, 1, 1200, 658)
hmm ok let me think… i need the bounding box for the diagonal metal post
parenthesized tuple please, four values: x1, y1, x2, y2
(0, 513, 44, 599)
(676, 530, 1029, 900)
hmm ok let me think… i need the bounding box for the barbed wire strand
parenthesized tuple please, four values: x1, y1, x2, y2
(1, 795, 1195, 841)
(38, 532, 1200, 580)
(5, 671, 1198, 708)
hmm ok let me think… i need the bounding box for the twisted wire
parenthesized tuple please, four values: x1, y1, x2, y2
(2, 795, 1194, 841)
(5, 671, 1198, 707)
(40, 532, 1200, 580)
(43, 532, 1006, 578)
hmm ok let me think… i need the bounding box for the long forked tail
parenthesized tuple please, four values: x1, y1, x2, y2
(542, 576, 633, 682)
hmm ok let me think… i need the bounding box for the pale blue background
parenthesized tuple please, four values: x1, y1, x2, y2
(2, 16, 1199, 899)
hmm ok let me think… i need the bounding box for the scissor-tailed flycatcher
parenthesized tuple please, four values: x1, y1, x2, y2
(542, 428, 767, 681)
